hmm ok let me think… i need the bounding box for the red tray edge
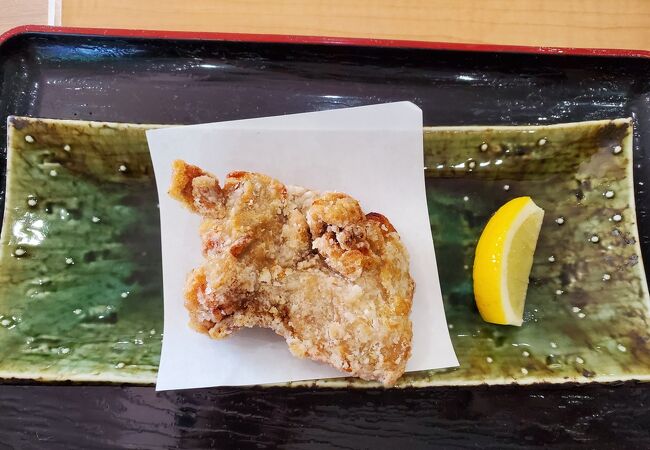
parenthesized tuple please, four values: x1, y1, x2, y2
(1, 24, 650, 58)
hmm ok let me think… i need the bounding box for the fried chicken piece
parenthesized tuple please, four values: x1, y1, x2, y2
(169, 160, 414, 386)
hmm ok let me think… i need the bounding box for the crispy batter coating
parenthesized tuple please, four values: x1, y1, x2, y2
(169, 160, 414, 386)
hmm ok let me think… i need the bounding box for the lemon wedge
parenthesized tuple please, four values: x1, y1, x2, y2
(473, 196, 545, 326)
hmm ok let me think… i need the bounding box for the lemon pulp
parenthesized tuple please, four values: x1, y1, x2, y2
(473, 196, 545, 326)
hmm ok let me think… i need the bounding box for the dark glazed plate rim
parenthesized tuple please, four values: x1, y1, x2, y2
(2, 24, 650, 59)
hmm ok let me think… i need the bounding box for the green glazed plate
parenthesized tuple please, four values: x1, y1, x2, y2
(1, 116, 648, 386)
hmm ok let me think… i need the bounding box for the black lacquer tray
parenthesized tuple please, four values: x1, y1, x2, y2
(0, 26, 649, 448)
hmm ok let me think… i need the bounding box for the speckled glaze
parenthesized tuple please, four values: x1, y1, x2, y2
(0, 117, 162, 383)
(0, 116, 647, 386)
(317, 118, 650, 387)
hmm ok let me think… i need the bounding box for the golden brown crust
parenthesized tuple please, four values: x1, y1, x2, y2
(170, 160, 415, 386)
(365, 212, 396, 233)
(169, 160, 224, 217)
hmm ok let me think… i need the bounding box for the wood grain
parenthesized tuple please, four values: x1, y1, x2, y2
(58, 0, 650, 50)
(0, 0, 48, 34)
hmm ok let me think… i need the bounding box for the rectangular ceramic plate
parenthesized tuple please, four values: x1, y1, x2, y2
(1, 115, 648, 387)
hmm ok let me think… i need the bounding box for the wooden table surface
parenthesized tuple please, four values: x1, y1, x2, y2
(0, 0, 649, 50)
